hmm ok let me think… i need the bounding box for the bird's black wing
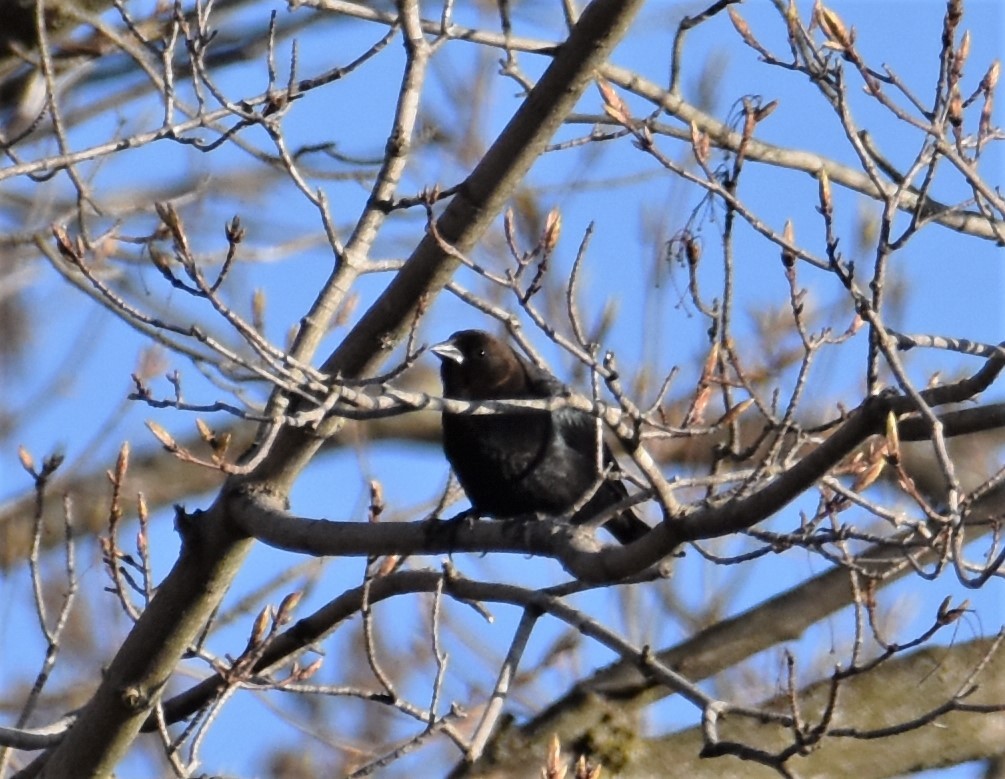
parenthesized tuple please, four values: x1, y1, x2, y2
(520, 357, 567, 398)
(522, 358, 649, 543)
(520, 358, 613, 467)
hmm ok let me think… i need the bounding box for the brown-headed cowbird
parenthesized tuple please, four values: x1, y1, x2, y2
(431, 329, 649, 544)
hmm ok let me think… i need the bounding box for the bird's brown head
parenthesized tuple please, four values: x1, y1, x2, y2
(431, 330, 527, 400)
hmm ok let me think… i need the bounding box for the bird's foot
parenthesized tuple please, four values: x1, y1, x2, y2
(424, 509, 480, 550)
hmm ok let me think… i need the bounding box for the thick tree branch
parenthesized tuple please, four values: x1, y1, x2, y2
(564, 637, 1005, 779)
(455, 482, 1005, 777)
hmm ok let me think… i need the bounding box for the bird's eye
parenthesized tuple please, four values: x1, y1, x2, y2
(477, 348, 486, 358)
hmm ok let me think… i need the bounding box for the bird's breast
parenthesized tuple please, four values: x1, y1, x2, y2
(441, 412, 596, 517)
(442, 413, 551, 473)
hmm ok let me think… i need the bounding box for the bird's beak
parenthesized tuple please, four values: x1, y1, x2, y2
(430, 340, 464, 364)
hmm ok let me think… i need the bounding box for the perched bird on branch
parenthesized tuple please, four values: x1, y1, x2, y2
(431, 329, 649, 544)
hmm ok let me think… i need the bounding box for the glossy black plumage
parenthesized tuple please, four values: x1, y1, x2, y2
(431, 330, 649, 544)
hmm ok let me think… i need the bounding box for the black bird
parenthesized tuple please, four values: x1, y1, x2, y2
(431, 329, 649, 544)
